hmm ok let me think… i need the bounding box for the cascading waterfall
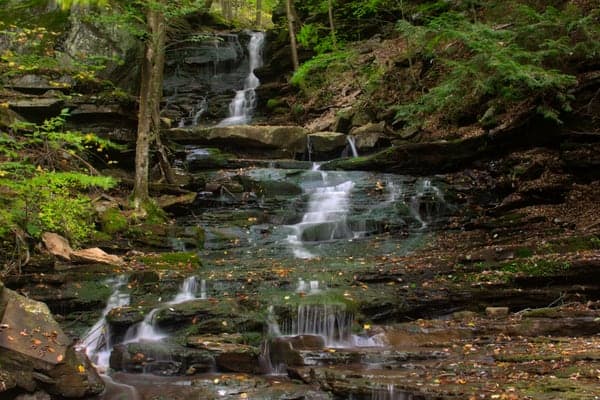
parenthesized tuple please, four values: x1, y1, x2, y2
(123, 276, 203, 344)
(219, 31, 265, 126)
(289, 304, 354, 346)
(287, 169, 355, 258)
(78, 276, 130, 372)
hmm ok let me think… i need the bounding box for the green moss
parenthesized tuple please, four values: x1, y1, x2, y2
(138, 251, 202, 269)
(64, 280, 113, 303)
(500, 259, 570, 277)
(266, 98, 284, 109)
(99, 207, 128, 235)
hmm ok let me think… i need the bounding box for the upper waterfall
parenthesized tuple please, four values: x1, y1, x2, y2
(219, 31, 265, 126)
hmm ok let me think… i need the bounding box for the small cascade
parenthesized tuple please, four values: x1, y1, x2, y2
(200, 278, 207, 300)
(347, 135, 359, 158)
(370, 385, 415, 400)
(178, 97, 208, 127)
(171, 276, 198, 303)
(123, 308, 167, 343)
(296, 279, 322, 294)
(410, 178, 446, 229)
(280, 304, 354, 347)
(219, 31, 265, 126)
(287, 174, 355, 258)
(123, 276, 203, 344)
(78, 276, 130, 372)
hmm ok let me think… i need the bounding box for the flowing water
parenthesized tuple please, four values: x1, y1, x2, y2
(79, 163, 448, 397)
(218, 31, 265, 126)
(78, 276, 130, 372)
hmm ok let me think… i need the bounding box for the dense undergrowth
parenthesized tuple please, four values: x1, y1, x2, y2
(290, 0, 600, 134)
(0, 109, 119, 254)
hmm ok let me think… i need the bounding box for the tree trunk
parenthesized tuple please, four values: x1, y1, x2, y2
(204, 0, 213, 10)
(255, 0, 262, 26)
(286, 0, 299, 71)
(328, 0, 337, 49)
(133, 0, 170, 210)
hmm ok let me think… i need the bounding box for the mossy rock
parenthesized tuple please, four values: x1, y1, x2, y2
(99, 207, 128, 235)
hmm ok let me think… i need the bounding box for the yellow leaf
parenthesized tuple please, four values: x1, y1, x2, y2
(77, 365, 85, 373)
(0, 102, 9, 109)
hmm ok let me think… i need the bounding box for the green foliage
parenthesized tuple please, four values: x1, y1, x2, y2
(297, 23, 337, 54)
(0, 170, 116, 244)
(291, 49, 354, 89)
(392, 7, 592, 128)
(0, 110, 119, 245)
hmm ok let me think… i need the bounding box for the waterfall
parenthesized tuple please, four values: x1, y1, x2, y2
(219, 31, 265, 126)
(280, 304, 354, 347)
(123, 276, 204, 344)
(171, 276, 198, 303)
(287, 172, 355, 258)
(410, 178, 446, 229)
(347, 136, 359, 158)
(78, 276, 130, 372)
(123, 308, 167, 344)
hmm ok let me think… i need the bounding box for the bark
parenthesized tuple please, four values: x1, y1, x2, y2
(255, 0, 262, 26)
(328, 0, 337, 49)
(134, 0, 172, 209)
(286, 0, 299, 71)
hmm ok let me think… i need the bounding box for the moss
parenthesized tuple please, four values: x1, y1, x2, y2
(499, 259, 571, 277)
(99, 207, 128, 235)
(138, 251, 202, 270)
(266, 98, 284, 109)
(63, 280, 113, 304)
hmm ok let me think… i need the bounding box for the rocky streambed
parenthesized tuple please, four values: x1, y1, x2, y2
(2, 141, 600, 399)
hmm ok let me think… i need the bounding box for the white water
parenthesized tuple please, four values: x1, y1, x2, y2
(171, 276, 198, 303)
(78, 276, 130, 372)
(123, 276, 204, 344)
(347, 136, 359, 158)
(219, 31, 265, 126)
(410, 178, 445, 229)
(287, 172, 355, 258)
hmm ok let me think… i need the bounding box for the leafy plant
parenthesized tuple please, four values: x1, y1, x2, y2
(392, 6, 596, 129)
(0, 110, 120, 246)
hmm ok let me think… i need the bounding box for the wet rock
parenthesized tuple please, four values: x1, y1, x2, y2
(184, 147, 231, 171)
(168, 125, 308, 157)
(268, 337, 304, 367)
(308, 132, 347, 153)
(109, 342, 214, 375)
(0, 286, 104, 397)
(237, 175, 303, 197)
(349, 122, 386, 150)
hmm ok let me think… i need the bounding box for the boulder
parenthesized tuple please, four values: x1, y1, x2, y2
(168, 125, 308, 157)
(308, 132, 348, 153)
(42, 232, 73, 261)
(0, 287, 104, 397)
(7, 74, 74, 94)
(349, 122, 386, 149)
(61, 7, 142, 91)
(71, 248, 125, 266)
(42, 232, 124, 266)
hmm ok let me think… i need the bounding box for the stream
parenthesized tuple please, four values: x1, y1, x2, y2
(80, 29, 450, 399)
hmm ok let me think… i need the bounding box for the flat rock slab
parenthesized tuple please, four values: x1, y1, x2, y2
(0, 288, 70, 366)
